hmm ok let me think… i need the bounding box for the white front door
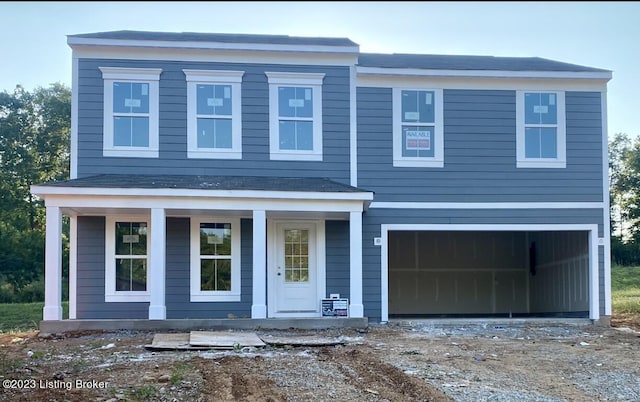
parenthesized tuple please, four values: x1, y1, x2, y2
(268, 221, 322, 317)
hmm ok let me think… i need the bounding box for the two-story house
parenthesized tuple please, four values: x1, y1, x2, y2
(32, 31, 612, 330)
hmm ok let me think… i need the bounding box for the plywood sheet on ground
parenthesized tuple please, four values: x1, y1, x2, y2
(189, 331, 266, 348)
(145, 333, 212, 350)
(260, 335, 345, 346)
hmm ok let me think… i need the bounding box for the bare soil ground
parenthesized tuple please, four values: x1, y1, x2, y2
(1, 321, 639, 402)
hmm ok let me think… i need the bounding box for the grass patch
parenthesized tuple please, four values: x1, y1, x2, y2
(0, 302, 69, 332)
(612, 265, 640, 315)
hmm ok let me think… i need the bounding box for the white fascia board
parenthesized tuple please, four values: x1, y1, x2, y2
(67, 37, 359, 54)
(31, 185, 373, 202)
(370, 202, 604, 209)
(356, 66, 612, 81)
(33, 193, 368, 213)
(382, 223, 599, 232)
(72, 45, 358, 67)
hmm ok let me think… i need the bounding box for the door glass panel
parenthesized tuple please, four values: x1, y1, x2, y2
(284, 229, 309, 283)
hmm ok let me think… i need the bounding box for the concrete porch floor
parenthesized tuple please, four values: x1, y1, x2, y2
(39, 317, 369, 334)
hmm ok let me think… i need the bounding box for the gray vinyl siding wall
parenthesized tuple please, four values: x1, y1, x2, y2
(76, 59, 350, 183)
(361, 208, 607, 322)
(76, 216, 147, 319)
(357, 88, 603, 203)
(166, 218, 253, 319)
(76, 216, 351, 319)
(326, 220, 350, 300)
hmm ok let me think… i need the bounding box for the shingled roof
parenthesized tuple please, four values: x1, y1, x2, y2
(68, 30, 358, 48)
(357, 53, 610, 73)
(40, 175, 370, 193)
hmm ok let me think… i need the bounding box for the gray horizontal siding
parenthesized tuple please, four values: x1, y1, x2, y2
(361, 208, 606, 322)
(77, 59, 350, 184)
(326, 220, 350, 300)
(357, 88, 604, 203)
(76, 216, 148, 319)
(166, 218, 252, 319)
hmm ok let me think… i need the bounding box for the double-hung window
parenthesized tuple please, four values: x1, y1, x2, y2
(516, 91, 566, 168)
(99, 67, 161, 158)
(393, 88, 444, 167)
(184, 70, 244, 159)
(266, 72, 324, 161)
(190, 217, 241, 302)
(105, 217, 150, 302)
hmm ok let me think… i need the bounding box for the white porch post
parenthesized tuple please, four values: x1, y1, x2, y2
(43, 206, 63, 320)
(68, 216, 77, 319)
(349, 210, 364, 317)
(148, 208, 166, 319)
(252, 209, 267, 318)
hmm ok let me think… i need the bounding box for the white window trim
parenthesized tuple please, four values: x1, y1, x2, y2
(266, 72, 325, 161)
(190, 217, 241, 302)
(183, 69, 244, 159)
(393, 88, 444, 168)
(100, 67, 161, 158)
(516, 90, 566, 168)
(105, 216, 150, 302)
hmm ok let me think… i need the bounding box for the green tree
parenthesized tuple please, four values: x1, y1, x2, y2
(0, 83, 70, 298)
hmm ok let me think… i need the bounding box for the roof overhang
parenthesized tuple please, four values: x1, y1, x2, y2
(67, 36, 360, 55)
(356, 66, 612, 81)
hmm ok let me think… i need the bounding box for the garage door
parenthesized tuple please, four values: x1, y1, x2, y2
(388, 230, 589, 317)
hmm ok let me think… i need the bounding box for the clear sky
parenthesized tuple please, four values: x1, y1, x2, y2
(1, 1, 638, 137)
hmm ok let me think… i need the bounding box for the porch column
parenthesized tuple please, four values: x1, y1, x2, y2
(251, 209, 267, 318)
(349, 210, 364, 317)
(148, 208, 166, 319)
(43, 206, 63, 320)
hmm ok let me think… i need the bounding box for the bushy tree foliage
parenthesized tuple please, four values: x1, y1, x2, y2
(0, 84, 70, 299)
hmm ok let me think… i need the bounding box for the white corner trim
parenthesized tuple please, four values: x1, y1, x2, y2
(601, 90, 612, 316)
(369, 202, 604, 209)
(71, 55, 79, 179)
(350, 65, 358, 187)
(190, 217, 241, 302)
(69, 216, 77, 319)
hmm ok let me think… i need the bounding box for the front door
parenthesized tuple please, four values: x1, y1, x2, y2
(269, 221, 319, 316)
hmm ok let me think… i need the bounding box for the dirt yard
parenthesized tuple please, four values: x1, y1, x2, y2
(1, 320, 639, 401)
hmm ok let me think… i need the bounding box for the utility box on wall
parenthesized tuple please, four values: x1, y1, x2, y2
(321, 298, 349, 317)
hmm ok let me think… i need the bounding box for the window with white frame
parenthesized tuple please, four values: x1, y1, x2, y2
(266, 72, 324, 160)
(393, 88, 444, 167)
(105, 217, 150, 302)
(516, 91, 566, 168)
(99, 67, 161, 158)
(183, 70, 244, 159)
(190, 217, 241, 302)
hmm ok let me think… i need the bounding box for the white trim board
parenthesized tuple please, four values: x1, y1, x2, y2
(370, 202, 604, 209)
(379, 223, 600, 323)
(68, 37, 360, 55)
(601, 90, 612, 316)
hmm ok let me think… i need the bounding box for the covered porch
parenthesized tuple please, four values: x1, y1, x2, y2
(31, 175, 373, 327)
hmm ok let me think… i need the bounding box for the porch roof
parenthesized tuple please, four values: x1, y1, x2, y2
(37, 174, 370, 193)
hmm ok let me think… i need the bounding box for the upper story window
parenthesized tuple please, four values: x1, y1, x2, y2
(393, 88, 444, 168)
(265, 72, 325, 161)
(516, 91, 566, 168)
(190, 217, 241, 302)
(99, 67, 161, 158)
(105, 217, 150, 302)
(183, 70, 244, 159)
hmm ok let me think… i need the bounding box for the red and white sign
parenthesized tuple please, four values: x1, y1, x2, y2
(405, 130, 431, 150)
